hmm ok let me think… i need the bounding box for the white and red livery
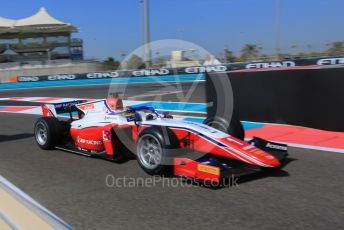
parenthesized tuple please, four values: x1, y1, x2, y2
(34, 97, 288, 184)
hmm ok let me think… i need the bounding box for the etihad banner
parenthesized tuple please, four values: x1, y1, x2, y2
(15, 56, 344, 82)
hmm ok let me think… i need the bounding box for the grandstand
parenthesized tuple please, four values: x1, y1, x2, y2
(0, 7, 107, 82)
(0, 7, 83, 64)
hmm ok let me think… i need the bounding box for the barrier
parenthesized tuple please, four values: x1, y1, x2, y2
(206, 66, 344, 132)
(13, 56, 344, 82)
(0, 176, 72, 229)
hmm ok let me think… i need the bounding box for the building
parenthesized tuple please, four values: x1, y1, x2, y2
(0, 7, 83, 64)
(166, 50, 201, 68)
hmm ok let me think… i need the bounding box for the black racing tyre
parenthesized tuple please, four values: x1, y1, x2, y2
(203, 116, 245, 140)
(136, 127, 179, 175)
(34, 117, 61, 150)
(111, 129, 128, 163)
(112, 147, 128, 163)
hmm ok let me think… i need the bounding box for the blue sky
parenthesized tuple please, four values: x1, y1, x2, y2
(1, 0, 343, 59)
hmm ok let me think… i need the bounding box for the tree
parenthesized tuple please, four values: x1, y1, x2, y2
(224, 48, 236, 63)
(126, 54, 145, 69)
(240, 44, 261, 61)
(103, 57, 120, 70)
(326, 41, 344, 56)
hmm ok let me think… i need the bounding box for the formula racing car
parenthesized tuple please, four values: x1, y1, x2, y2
(34, 97, 288, 184)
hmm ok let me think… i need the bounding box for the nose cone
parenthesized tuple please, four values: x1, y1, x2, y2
(247, 149, 282, 168)
(256, 153, 281, 168)
(218, 137, 283, 168)
(264, 155, 281, 167)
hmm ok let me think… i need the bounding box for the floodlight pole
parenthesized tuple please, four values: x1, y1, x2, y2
(143, 0, 151, 68)
(275, 0, 281, 60)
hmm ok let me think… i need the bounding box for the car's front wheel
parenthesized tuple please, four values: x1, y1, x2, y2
(136, 127, 178, 175)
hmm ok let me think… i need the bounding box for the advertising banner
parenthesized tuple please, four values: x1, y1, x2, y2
(16, 56, 344, 82)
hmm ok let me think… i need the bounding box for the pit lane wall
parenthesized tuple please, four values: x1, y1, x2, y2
(206, 65, 344, 132)
(5, 56, 344, 82)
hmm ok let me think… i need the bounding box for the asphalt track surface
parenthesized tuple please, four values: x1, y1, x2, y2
(0, 82, 344, 230)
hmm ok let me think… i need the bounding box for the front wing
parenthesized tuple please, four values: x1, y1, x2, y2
(174, 137, 288, 184)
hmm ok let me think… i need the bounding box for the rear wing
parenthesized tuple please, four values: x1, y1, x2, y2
(41, 100, 87, 119)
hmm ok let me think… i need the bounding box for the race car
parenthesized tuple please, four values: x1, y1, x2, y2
(34, 97, 288, 184)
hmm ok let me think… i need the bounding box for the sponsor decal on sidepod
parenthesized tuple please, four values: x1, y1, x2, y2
(77, 136, 102, 146)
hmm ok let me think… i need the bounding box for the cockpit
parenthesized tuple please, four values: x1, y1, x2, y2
(120, 105, 172, 122)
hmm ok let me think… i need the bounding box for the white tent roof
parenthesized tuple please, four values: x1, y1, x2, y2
(16, 7, 66, 26)
(0, 7, 67, 28)
(0, 17, 15, 27)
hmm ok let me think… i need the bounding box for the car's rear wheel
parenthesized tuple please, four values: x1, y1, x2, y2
(204, 116, 245, 140)
(34, 117, 61, 150)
